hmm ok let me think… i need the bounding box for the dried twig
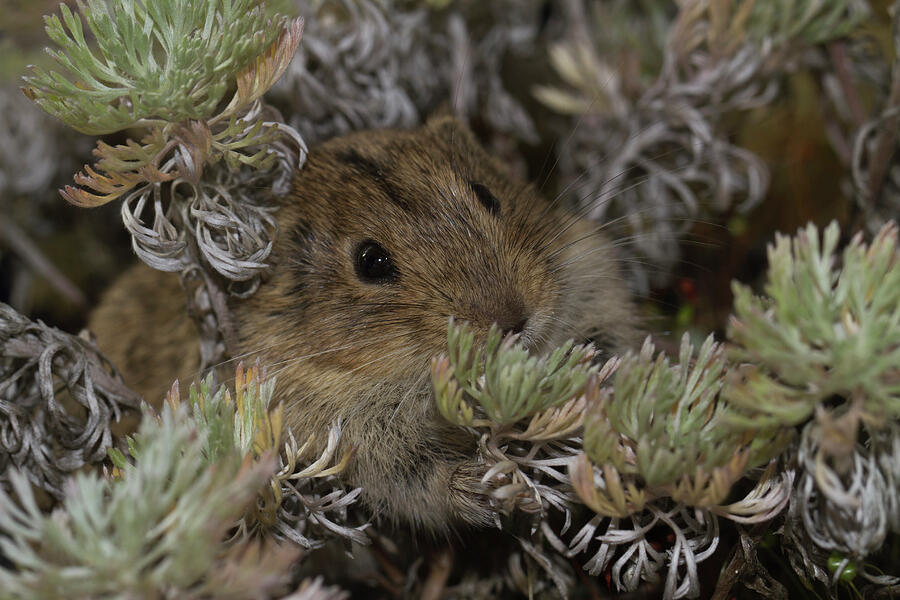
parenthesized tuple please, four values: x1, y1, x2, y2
(421, 549, 454, 600)
(866, 53, 900, 203)
(0, 303, 140, 499)
(0, 214, 87, 308)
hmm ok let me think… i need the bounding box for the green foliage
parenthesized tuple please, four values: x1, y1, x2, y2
(21, 0, 303, 207)
(23, 0, 282, 135)
(0, 363, 350, 598)
(574, 335, 788, 516)
(723, 222, 900, 591)
(727, 221, 900, 429)
(669, 0, 869, 59)
(107, 363, 282, 473)
(433, 318, 599, 427)
(151, 364, 361, 546)
(742, 0, 869, 46)
(0, 398, 277, 597)
(187, 362, 282, 461)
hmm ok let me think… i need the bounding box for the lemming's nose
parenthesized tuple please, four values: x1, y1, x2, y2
(496, 314, 528, 336)
(484, 295, 529, 336)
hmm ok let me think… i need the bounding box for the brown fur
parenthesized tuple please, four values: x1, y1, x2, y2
(89, 117, 638, 533)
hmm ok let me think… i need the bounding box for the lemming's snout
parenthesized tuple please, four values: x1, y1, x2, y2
(466, 291, 529, 336)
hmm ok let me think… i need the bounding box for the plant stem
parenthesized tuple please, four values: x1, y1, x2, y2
(421, 549, 453, 600)
(0, 214, 87, 308)
(867, 4, 900, 204)
(828, 41, 867, 129)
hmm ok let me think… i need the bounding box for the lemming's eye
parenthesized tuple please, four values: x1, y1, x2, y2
(470, 181, 500, 216)
(354, 240, 397, 283)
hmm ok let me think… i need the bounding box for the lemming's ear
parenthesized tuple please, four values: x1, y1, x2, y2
(425, 112, 483, 151)
(425, 101, 455, 121)
(425, 101, 473, 136)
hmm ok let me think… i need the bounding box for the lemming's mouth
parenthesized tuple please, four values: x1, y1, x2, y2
(516, 307, 571, 354)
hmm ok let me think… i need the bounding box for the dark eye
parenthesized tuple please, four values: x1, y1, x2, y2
(354, 240, 397, 283)
(470, 181, 500, 216)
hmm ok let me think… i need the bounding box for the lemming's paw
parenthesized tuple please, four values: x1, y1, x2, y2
(448, 460, 495, 527)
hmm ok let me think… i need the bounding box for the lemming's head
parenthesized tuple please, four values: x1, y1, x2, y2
(237, 117, 634, 402)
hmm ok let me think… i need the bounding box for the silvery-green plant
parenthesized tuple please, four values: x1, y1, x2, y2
(0, 394, 279, 598)
(25, 0, 281, 134)
(432, 321, 616, 595)
(434, 319, 602, 428)
(21, 0, 307, 373)
(535, 0, 869, 291)
(22, 0, 304, 205)
(154, 364, 368, 549)
(567, 335, 792, 600)
(0, 302, 140, 500)
(432, 321, 793, 600)
(0, 361, 359, 598)
(726, 220, 900, 588)
(433, 320, 616, 518)
(727, 221, 899, 428)
(576, 335, 789, 515)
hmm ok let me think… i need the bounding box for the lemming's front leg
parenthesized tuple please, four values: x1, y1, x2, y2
(346, 413, 493, 531)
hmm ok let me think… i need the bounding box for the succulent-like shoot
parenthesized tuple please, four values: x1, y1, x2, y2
(17, 0, 307, 374)
(22, 0, 304, 207)
(562, 336, 793, 599)
(727, 221, 900, 585)
(433, 318, 601, 428)
(573, 334, 789, 518)
(149, 364, 362, 546)
(0, 361, 365, 597)
(25, 0, 285, 135)
(0, 398, 280, 597)
(727, 221, 900, 430)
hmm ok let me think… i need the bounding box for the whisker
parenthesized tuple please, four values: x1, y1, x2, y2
(388, 369, 432, 426)
(182, 340, 286, 384)
(530, 168, 668, 255)
(342, 345, 418, 377)
(536, 153, 712, 255)
(522, 158, 642, 248)
(265, 330, 412, 376)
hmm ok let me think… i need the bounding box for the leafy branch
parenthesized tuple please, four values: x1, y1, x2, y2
(0, 362, 359, 598)
(22, 0, 303, 206)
